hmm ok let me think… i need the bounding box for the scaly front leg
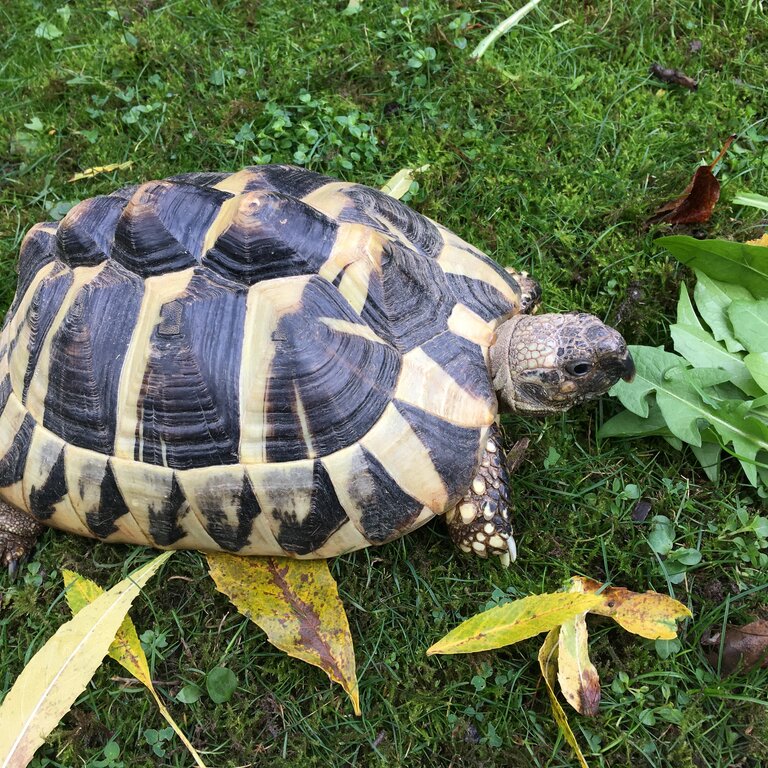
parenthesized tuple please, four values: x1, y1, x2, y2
(445, 424, 517, 567)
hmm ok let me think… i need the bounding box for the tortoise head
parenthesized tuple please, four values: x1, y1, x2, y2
(490, 313, 634, 415)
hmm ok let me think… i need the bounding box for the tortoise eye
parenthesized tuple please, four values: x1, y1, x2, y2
(566, 361, 592, 377)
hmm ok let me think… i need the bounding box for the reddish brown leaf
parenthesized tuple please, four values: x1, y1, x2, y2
(648, 136, 736, 225)
(704, 619, 768, 676)
(650, 63, 698, 90)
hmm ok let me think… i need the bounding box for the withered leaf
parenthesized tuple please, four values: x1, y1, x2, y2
(557, 611, 601, 716)
(538, 629, 590, 768)
(648, 136, 735, 226)
(207, 553, 360, 715)
(704, 619, 768, 676)
(650, 63, 698, 90)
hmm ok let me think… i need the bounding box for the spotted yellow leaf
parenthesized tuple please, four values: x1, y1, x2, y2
(426, 592, 601, 655)
(538, 628, 591, 768)
(747, 233, 768, 248)
(207, 553, 360, 715)
(572, 577, 692, 640)
(68, 161, 133, 182)
(62, 570, 207, 768)
(0, 553, 170, 768)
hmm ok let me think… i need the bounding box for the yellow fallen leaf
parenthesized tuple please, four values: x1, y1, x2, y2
(747, 234, 768, 247)
(379, 165, 430, 200)
(426, 592, 601, 655)
(538, 628, 590, 768)
(0, 553, 171, 768)
(62, 570, 207, 768)
(557, 611, 600, 716)
(68, 161, 133, 182)
(207, 553, 360, 716)
(573, 577, 692, 640)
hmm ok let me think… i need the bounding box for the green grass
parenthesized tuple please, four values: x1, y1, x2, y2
(1, 1, 768, 766)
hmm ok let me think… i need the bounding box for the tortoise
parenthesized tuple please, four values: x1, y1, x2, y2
(0, 165, 634, 574)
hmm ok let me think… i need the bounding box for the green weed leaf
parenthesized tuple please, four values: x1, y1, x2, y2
(658, 236, 768, 298)
(729, 299, 768, 353)
(206, 667, 238, 704)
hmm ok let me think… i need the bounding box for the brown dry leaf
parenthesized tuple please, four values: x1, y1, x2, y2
(538, 629, 590, 768)
(704, 620, 768, 676)
(648, 135, 735, 225)
(557, 582, 601, 716)
(650, 63, 698, 90)
(747, 234, 768, 248)
(573, 577, 691, 640)
(207, 553, 360, 715)
(62, 570, 207, 768)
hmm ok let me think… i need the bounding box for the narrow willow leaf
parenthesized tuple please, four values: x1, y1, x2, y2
(728, 299, 768, 354)
(206, 554, 360, 716)
(62, 570, 207, 768)
(0, 553, 171, 768)
(557, 613, 600, 716)
(426, 593, 600, 655)
(68, 161, 133, 182)
(379, 165, 429, 200)
(657, 235, 768, 298)
(693, 271, 751, 353)
(470, 0, 543, 60)
(538, 629, 590, 768)
(571, 578, 691, 640)
(733, 192, 768, 212)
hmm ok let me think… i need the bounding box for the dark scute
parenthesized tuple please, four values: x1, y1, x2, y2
(0, 413, 34, 487)
(360, 241, 453, 353)
(274, 460, 347, 555)
(147, 473, 188, 547)
(14, 226, 57, 313)
(265, 277, 400, 461)
(21, 267, 77, 404)
(111, 185, 140, 201)
(394, 400, 481, 507)
(355, 447, 423, 544)
(247, 164, 338, 198)
(43, 263, 144, 453)
(166, 172, 232, 188)
(56, 196, 128, 267)
(445, 273, 517, 322)
(420, 331, 493, 403)
(28, 447, 67, 521)
(203, 191, 337, 286)
(86, 459, 130, 538)
(135, 271, 245, 468)
(196, 473, 261, 552)
(342, 184, 443, 258)
(113, 181, 229, 277)
(0, 375, 11, 414)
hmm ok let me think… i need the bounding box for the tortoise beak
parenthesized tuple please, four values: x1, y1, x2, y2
(620, 351, 636, 383)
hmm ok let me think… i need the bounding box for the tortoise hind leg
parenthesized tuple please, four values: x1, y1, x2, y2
(0, 501, 44, 577)
(445, 425, 517, 567)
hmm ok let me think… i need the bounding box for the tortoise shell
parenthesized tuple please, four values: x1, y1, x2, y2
(0, 165, 523, 557)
